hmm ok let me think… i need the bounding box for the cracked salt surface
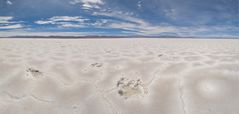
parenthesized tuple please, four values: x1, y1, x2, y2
(0, 39, 239, 114)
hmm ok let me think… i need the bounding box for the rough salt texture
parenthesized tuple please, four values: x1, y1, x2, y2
(0, 38, 239, 114)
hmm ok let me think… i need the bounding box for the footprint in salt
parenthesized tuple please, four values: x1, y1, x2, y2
(116, 77, 148, 100)
(157, 54, 163, 57)
(90, 63, 103, 68)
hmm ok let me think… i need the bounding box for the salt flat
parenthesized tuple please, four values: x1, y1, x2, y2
(0, 38, 239, 114)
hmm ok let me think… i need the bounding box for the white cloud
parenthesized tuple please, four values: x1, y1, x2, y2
(0, 24, 23, 29)
(106, 21, 178, 35)
(0, 16, 24, 29)
(49, 16, 85, 22)
(82, 3, 99, 9)
(89, 6, 181, 34)
(60, 23, 82, 28)
(0, 24, 237, 37)
(0, 16, 13, 24)
(6, 0, 12, 5)
(35, 20, 54, 24)
(35, 16, 87, 28)
(137, 1, 142, 9)
(70, 0, 103, 5)
(33, 10, 239, 36)
(93, 11, 144, 25)
(35, 16, 85, 24)
(70, 0, 103, 9)
(91, 10, 239, 36)
(92, 11, 173, 34)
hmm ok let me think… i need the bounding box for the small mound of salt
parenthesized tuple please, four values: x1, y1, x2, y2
(116, 77, 147, 99)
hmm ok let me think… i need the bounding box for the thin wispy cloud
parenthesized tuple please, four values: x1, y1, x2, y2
(0, 16, 24, 29)
(6, 0, 12, 5)
(0, 24, 23, 29)
(70, 0, 104, 9)
(35, 16, 85, 24)
(0, 16, 13, 24)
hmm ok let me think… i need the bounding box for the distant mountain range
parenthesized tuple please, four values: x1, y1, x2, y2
(0, 35, 184, 38)
(0, 35, 238, 39)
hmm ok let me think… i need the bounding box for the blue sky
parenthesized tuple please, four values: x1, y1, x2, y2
(0, 0, 238, 37)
